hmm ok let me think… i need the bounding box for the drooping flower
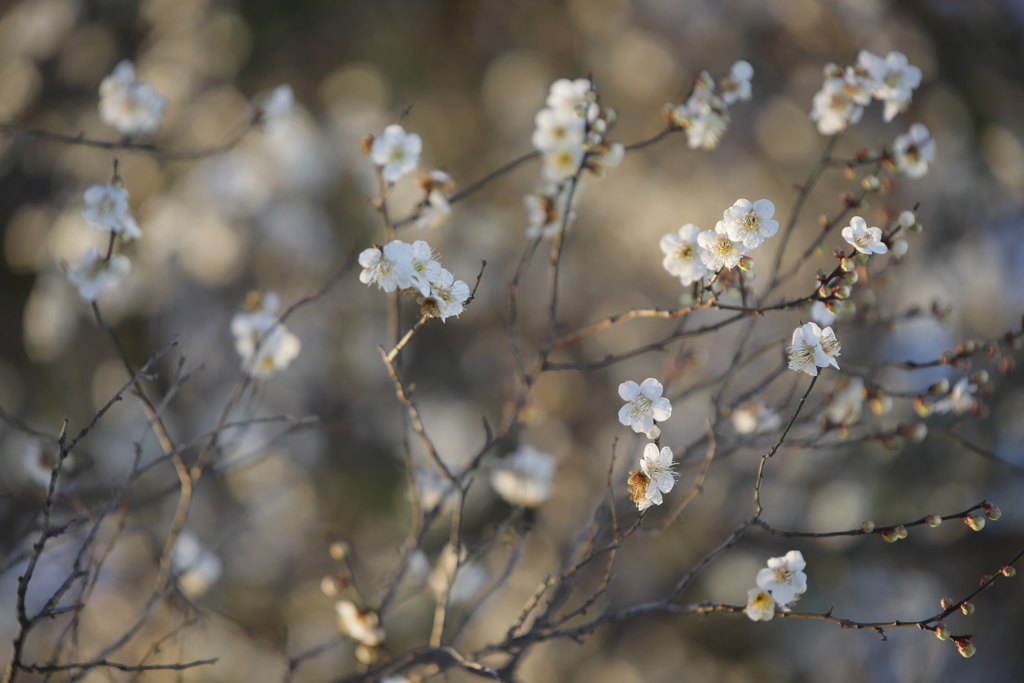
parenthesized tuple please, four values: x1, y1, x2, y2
(420, 268, 470, 322)
(893, 123, 935, 179)
(358, 240, 415, 292)
(335, 601, 385, 646)
(370, 124, 422, 184)
(618, 378, 672, 433)
(719, 199, 779, 250)
(756, 550, 807, 609)
(932, 377, 978, 415)
(721, 60, 754, 105)
(745, 587, 776, 621)
(99, 60, 168, 136)
(627, 443, 677, 511)
(858, 50, 922, 122)
(170, 531, 223, 597)
(490, 444, 556, 508)
(66, 248, 130, 302)
(842, 216, 888, 255)
(660, 224, 708, 287)
(697, 230, 747, 271)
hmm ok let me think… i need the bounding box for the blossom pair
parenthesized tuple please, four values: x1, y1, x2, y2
(668, 60, 754, 150)
(787, 322, 841, 376)
(230, 291, 302, 378)
(810, 50, 921, 135)
(358, 239, 469, 322)
(746, 550, 808, 621)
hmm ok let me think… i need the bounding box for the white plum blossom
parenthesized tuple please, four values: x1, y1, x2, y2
(697, 230, 747, 271)
(660, 224, 708, 286)
(532, 106, 586, 152)
(545, 77, 594, 116)
(543, 144, 585, 181)
(842, 216, 888, 255)
(420, 268, 470, 322)
(721, 60, 754, 105)
(719, 199, 779, 250)
(82, 183, 142, 239)
(66, 248, 130, 302)
(756, 550, 807, 610)
(745, 588, 776, 621)
(335, 601, 385, 646)
(826, 376, 865, 426)
(370, 124, 422, 184)
(170, 532, 223, 597)
(810, 300, 837, 327)
(415, 189, 452, 230)
(99, 60, 168, 136)
(810, 75, 864, 135)
(628, 443, 677, 511)
(893, 123, 935, 179)
(409, 240, 443, 297)
(524, 186, 575, 239)
(359, 240, 415, 292)
(672, 75, 731, 150)
(490, 444, 556, 507)
(732, 403, 782, 435)
(618, 378, 672, 433)
(787, 322, 840, 376)
(932, 377, 978, 415)
(858, 50, 922, 122)
(230, 291, 301, 378)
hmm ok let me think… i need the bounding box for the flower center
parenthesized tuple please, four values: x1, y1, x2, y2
(773, 566, 793, 584)
(629, 395, 652, 418)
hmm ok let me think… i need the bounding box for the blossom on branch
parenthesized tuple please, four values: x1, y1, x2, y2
(83, 183, 142, 239)
(359, 240, 415, 292)
(66, 248, 130, 302)
(660, 223, 708, 286)
(370, 124, 422, 184)
(618, 378, 672, 433)
(756, 550, 807, 610)
(787, 322, 840, 375)
(230, 291, 301, 377)
(98, 60, 168, 136)
(893, 123, 935, 179)
(744, 588, 776, 621)
(697, 230, 747, 270)
(718, 198, 779, 250)
(627, 443, 677, 511)
(841, 216, 887, 255)
(858, 50, 922, 122)
(335, 601, 385, 647)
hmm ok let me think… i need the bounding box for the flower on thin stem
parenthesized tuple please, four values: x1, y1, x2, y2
(893, 123, 935, 179)
(370, 124, 422, 184)
(66, 248, 130, 302)
(490, 444, 556, 507)
(627, 443, 677, 511)
(618, 378, 672, 433)
(756, 550, 808, 610)
(841, 216, 887, 255)
(660, 223, 708, 286)
(787, 323, 839, 375)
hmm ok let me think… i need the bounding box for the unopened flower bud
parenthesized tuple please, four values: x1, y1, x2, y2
(899, 210, 916, 228)
(965, 512, 986, 531)
(833, 285, 851, 300)
(910, 423, 928, 442)
(861, 175, 881, 192)
(929, 378, 950, 394)
(908, 221, 923, 234)
(982, 502, 1001, 520)
(321, 574, 348, 597)
(955, 638, 976, 658)
(815, 268, 828, 281)
(880, 528, 900, 543)
(646, 424, 662, 440)
(840, 257, 856, 272)
(940, 597, 954, 610)
(856, 253, 870, 266)
(914, 396, 931, 417)
(895, 525, 908, 539)
(738, 256, 754, 271)
(330, 541, 350, 560)
(1001, 565, 1016, 577)
(892, 238, 908, 258)
(960, 601, 975, 615)
(824, 62, 843, 78)
(972, 370, 989, 385)
(841, 191, 858, 207)
(861, 520, 875, 533)
(934, 623, 950, 640)
(980, 573, 993, 585)
(926, 514, 943, 527)
(842, 271, 858, 285)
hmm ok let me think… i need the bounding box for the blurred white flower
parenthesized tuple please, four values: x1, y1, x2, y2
(98, 60, 168, 136)
(858, 50, 922, 122)
(660, 223, 708, 287)
(542, 144, 584, 181)
(532, 106, 585, 152)
(370, 124, 422, 184)
(719, 198, 779, 250)
(932, 377, 977, 415)
(826, 376, 865, 425)
(359, 240, 415, 292)
(893, 123, 935, 179)
(428, 544, 489, 605)
(842, 216, 888, 255)
(261, 84, 294, 133)
(16, 436, 71, 489)
(82, 183, 142, 239)
(618, 378, 672, 433)
(745, 587, 776, 621)
(721, 60, 754, 105)
(66, 248, 130, 302)
(230, 291, 301, 377)
(810, 300, 836, 327)
(731, 403, 781, 435)
(490, 444, 556, 507)
(414, 189, 452, 230)
(545, 77, 593, 116)
(335, 601, 385, 646)
(524, 186, 575, 239)
(628, 443, 677, 511)
(420, 268, 470, 322)
(171, 531, 223, 597)
(810, 76, 863, 135)
(697, 230, 746, 270)
(756, 550, 807, 609)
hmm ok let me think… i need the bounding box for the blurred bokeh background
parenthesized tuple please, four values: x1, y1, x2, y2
(1, 0, 1024, 681)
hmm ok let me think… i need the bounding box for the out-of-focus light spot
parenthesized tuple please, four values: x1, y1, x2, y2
(981, 125, 1024, 198)
(607, 30, 678, 102)
(0, 58, 41, 119)
(178, 214, 245, 286)
(5, 206, 52, 273)
(755, 95, 817, 163)
(481, 51, 552, 140)
(566, 0, 631, 38)
(55, 24, 116, 88)
(6, 0, 78, 61)
(23, 275, 78, 362)
(318, 63, 390, 108)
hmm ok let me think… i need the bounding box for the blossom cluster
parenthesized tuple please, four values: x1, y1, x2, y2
(745, 550, 808, 620)
(660, 198, 779, 287)
(787, 322, 841, 376)
(810, 50, 921, 135)
(230, 291, 302, 378)
(618, 379, 677, 512)
(358, 239, 470, 322)
(666, 60, 754, 150)
(98, 60, 168, 137)
(627, 443, 677, 512)
(524, 78, 623, 239)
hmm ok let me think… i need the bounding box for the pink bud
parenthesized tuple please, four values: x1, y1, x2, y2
(964, 512, 986, 531)
(982, 503, 1001, 521)
(940, 597, 954, 610)
(925, 514, 943, 527)
(1001, 566, 1017, 578)
(955, 638, 976, 658)
(934, 623, 950, 640)
(961, 601, 975, 615)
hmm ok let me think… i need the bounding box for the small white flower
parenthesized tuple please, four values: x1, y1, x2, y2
(731, 403, 782, 435)
(599, 142, 625, 168)
(825, 376, 865, 426)
(421, 268, 470, 322)
(628, 443, 677, 511)
(370, 124, 422, 184)
(98, 60, 168, 136)
(745, 587, 776, 621)
(409, 240, 443, 297)
(247, 325, 301, 378)
(617, 378, 672, 433)
(697, 230, 746, 270)
(859, 50, 922, 122)
(230, 291, 301, 377)
(414, 189, 452, 230)
(842, 216, 888, 255)
(660, 224, 708, 286)
(170, 532, 223, 597)
(531, 106, 586, 152)
(893, 123, 935, 179)
(932, 377, 977, 415)
(542, 143, 585, 181)
(721, 60, 754, 105)
(82, 183, 128, 229)
(66, 248, 130, 302)
(810, 300, 837, 327)
(810, 76, 864, 136)
(359, 240, 415, 292)
(787, 322, 830, 376)
(719, 199, 779, 250)
(335, 601, 385, 646)
(524, 186, 575, 239)
(899, 210, 917, 229)
(756, 550, 807, 609)
(546, 78, 593, 115)
(490, 444, 556, 508)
